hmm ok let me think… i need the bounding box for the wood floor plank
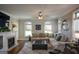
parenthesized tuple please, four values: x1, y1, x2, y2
(8, 40, 25, 54)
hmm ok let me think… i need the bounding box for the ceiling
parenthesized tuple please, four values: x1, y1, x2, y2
(0, 4, 79, 19)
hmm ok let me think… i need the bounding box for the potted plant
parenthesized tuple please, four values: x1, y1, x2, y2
(0, 27, 10, 32)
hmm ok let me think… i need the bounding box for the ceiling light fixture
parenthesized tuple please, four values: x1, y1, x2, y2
(38, 11, 44, 20)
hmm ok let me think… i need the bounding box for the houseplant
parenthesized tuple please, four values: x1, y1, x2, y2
(0, 27, 10, 32)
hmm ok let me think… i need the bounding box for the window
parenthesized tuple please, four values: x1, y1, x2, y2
(74, 19, 79, 32)
(74, 19, 79, 39)
(73, 10, 79, 40)
(76, 12, 79, 17)
(75, 12, 79, 18)
(25, 25, 32, 30)
(25, 22, 32, 37)
(44, 21, 52, 33)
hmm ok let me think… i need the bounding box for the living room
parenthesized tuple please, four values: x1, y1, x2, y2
(0, 4, 79, 54)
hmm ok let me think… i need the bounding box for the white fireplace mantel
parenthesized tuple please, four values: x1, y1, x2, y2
(0, 32, 17, 54)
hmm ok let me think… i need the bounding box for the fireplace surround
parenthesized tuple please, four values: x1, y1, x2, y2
(0, 32, 17, 54)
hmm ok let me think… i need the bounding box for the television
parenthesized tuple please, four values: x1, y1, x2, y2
(0, 12, 10, 27)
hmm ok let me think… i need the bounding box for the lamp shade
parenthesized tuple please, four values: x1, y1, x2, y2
(75, 33, 79, 38)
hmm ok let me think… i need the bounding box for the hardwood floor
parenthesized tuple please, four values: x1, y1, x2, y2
(8, 40, 25, 54)
(8, 39, 52, 54)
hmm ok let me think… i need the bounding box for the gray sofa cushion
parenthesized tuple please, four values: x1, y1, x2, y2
(56, 35, 62, 41)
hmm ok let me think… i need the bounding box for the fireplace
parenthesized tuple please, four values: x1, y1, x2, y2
(0, 32, 17, 53)
(0, 36, 3, 49)
(8, 37, 15, 48)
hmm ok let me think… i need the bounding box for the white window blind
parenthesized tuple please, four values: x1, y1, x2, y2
(44, 21, 52, 33)
(74, 19, 79, 32)
(25, 22, 32, 37)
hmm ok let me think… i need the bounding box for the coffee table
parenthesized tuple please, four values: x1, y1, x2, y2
(32, 40, 48, 50)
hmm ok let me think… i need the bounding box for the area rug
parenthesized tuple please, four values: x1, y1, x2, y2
(18, 42, 49, 54)
(18, 40, 65, 54)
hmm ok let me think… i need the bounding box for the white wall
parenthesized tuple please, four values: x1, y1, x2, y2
(9, 17, 19, 40)
(52, 19, 58, 33)
(62, 19, 72, 40)
(32, 19, 58, 33)
(32, 20, 44, 33)
(18, 20, 25, 40)
(18, 19, 58, 40)
(61, 12, 73, 41)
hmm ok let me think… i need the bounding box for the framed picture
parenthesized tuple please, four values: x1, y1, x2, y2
(35, 24, 41, 30)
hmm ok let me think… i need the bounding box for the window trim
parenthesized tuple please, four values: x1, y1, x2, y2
(44, 21, 52, 33)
